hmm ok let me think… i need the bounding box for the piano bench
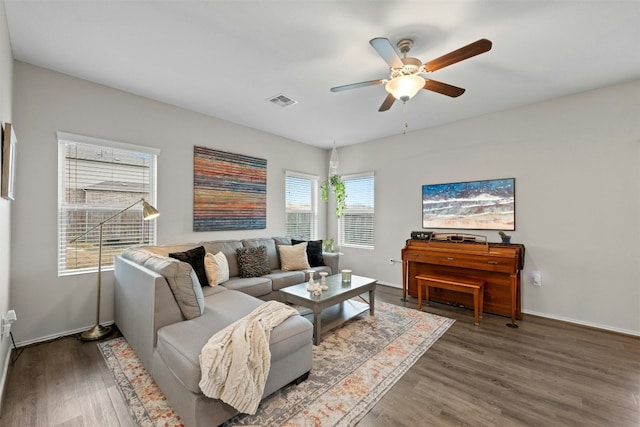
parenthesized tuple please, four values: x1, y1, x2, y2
(416, 274, 485, 326)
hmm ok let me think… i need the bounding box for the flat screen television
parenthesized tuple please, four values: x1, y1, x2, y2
(422, 178, 515, 230)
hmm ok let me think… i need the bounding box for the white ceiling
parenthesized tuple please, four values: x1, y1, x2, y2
(5, 1, 640, 149)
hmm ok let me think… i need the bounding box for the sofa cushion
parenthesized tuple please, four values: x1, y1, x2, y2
(221, 276, 272, 297)
(169, 246, 208, 288)
(292, 239, 326, 267)
(264, 270, 306, 291)
(241, 238, 279, 271)
(272, 236, 291, 266)
(155, 290, 312, 394)
(277, 242, 310, 271)
(272, 236, 291, 247)
(204, 251, 229, 286)
(121, 247, 205, 320)
(202, 284, 228, 298)
(143, 243, 200, 257)
(120, 246, 155, 265)
(201, 240, 244, 278)
(237, 246, 271, 278)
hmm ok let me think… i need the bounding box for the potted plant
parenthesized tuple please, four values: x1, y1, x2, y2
(321, 174, 346, 218)
(323, 238, 335, 253)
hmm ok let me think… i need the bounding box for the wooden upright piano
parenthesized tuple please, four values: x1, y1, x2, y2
(402, 237, 525, 325)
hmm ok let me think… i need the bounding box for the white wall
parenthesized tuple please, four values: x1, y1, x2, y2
(331, 80, 640, 335)
(10, 62, 329, 345)
(0, 0, 13, 411)
(9, 60, 640, 345)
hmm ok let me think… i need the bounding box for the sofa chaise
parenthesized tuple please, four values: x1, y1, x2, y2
(114, 236, 339, 427)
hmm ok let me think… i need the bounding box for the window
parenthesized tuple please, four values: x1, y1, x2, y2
(285, 171, 318, 240)
(339, 172, 375, 249)
(58, 132, 159, 275)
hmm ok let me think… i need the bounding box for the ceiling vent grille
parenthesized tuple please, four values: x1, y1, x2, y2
(267, 94, 298, 108)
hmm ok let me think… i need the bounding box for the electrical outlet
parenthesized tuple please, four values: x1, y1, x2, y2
(2, 319, 9, 338)
(2, 309, 17, 338)
(532, 271, 542, 286)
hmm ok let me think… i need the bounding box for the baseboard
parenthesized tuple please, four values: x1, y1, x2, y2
(12, 321, 115, 348)
(522, 309, 639, 337)
(380, 282, 638, 336)
(377, 281, 401, 289)
(0, 341, 11, 416)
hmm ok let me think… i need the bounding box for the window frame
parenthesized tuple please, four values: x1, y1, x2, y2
(339, 171, 375, 250)
(284, 170, 318, 240)
(57, 132, 159, 276)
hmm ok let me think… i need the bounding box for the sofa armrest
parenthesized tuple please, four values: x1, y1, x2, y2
(322, 252, 340, 275)
(114, 255, 183, 371)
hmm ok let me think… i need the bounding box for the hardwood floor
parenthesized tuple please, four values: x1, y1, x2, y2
(362, 286, 640, 427)
(1, 330, 135, 427)
(1, 285, 638, 426)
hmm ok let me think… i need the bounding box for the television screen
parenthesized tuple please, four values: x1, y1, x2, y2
(422, 178, 515, 230)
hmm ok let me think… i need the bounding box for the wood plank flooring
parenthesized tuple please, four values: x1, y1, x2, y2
(1, 285, 638, 426)
(363, 286, 640, 427)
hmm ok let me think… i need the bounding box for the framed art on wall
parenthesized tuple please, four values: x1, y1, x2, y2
(193, 146, 267, 231)
(422, 178, 515, 231)
(1, 122, 17, 200)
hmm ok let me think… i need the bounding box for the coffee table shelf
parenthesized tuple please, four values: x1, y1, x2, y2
(300, 299, 369, 336)
(280, 274, 376, 345)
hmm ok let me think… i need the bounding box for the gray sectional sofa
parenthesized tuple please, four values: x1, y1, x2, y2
(113, 236, 339, 427)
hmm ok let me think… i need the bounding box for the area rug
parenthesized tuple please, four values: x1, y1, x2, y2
(99, 301, 454, 427)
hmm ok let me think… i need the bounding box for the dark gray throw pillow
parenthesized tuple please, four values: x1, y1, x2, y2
(237, 246, 271, 278)
(169, 245, 208, 287)
(292, 239, 325, 267)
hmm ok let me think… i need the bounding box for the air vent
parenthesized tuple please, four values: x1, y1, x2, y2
(267, 94, 298, 108)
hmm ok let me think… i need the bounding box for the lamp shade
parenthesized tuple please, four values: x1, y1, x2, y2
(142, 200, 160, 220)
(385, 75, 426, 102)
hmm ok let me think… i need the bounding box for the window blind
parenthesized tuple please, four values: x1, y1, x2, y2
(285, 171, 317, 240)
(58, 133, 159, 275)
(339, 172, 374, 249)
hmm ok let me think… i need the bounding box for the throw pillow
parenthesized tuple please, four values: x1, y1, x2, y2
(125, 252, 205, 320)
(204, 251, 230, 286)
(169, 246, 208, 288)
(292, 239, 326, 267)
(236, 246, 271, 278)
(278, 242, 311, 271)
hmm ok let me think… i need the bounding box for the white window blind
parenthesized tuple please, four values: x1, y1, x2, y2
(339, 172, 375, 249)
(285, 171, 317, 240)
(58, 133, 159, 275)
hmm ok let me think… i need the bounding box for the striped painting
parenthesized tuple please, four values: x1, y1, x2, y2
(193, 146, 267, 231)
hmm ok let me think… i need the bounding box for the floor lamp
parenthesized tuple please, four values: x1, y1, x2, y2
(70, 198, 159, 341)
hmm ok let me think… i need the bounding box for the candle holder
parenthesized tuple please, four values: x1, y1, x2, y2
(341, 269, 352, 284)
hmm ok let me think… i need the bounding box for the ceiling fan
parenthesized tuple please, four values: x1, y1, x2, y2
(330, 37, 492, 112)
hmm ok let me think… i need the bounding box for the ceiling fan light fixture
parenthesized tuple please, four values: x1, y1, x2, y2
(385, 74, 426, 102)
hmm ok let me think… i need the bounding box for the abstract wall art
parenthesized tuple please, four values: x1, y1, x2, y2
(193, 146, 267, 231)
(422, 178, 515, 230)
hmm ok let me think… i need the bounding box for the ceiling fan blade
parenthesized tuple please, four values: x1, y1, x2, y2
(330, 79, 384, 92)
(424, 79, 466, 97)
(369, 37, 404, 69)
(425, 39, 492, 72)
(378, 93, 396, 112)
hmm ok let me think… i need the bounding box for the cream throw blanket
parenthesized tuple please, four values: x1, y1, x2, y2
(198, 300, 300, 414)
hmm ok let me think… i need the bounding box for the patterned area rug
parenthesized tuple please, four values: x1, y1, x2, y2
(98, 301, 454, 427)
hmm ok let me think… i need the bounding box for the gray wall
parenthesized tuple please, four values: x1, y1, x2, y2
(10, 62, 329, 345)
(0, 0, 14, 409)
(330, 80, 640, 335)
(9, 62, 640, 346)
